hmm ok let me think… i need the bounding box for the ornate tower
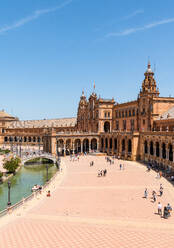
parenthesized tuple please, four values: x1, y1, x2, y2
(138, 61, 159, 132)
(77, 91, 87, 132)
(140, 61, 159, 97)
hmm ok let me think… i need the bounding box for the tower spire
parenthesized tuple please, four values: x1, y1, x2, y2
(93, 81, 95, 92)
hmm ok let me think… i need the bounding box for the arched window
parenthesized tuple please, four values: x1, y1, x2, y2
(104, 122, 110, 133)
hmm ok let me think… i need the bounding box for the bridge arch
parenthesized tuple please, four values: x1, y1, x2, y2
(22, 154, 57, 166)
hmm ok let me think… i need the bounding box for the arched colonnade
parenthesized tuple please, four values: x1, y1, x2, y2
(100, 135, 133, 159)
(55, 137, 99, 156)
(144, 140, 174, 164)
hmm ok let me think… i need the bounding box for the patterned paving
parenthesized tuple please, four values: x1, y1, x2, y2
(0, 156, 174, 247)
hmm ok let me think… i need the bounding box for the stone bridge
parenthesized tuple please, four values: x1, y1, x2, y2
(21, 153, 57, 165)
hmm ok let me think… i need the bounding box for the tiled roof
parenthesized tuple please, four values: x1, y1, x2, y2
(7, 117, 77, 129)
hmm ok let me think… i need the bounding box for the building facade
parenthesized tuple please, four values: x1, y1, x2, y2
(1, 62, 174, 168)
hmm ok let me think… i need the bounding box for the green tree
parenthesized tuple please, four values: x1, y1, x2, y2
(3, 157, 21, 174)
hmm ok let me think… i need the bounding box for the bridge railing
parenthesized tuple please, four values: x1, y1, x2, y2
(21, 153, 57, 163)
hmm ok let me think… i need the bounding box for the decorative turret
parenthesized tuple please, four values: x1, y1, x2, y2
(140, 61, 159, 97)
(79, 90, 87, 105)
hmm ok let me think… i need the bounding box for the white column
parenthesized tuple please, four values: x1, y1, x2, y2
(72, 143, 74, 154)
(89, 140, 91, 153)
(64, 144, 66, 156)
(81, 142, 83, 153)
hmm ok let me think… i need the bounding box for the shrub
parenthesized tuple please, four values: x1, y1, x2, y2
(3, 157, 21, 173)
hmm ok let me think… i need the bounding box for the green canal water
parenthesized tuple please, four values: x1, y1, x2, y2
(0, 163, 57, 211)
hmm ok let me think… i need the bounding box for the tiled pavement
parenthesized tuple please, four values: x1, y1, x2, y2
(0, 156, 174, 247)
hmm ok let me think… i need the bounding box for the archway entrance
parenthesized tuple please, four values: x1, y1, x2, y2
(83, 139, 89, 153)
(150, 141, 154, 155)
(169, 144, 173, 161)
(57, 139, 64, 156)
(144, 141, 148, 154)
(162, 143, 166, 159)
(91, 138, 97, 151)
(156, 142, 160, 157)
(128, 139, 132, 153)
(74, 139, 81, 154)
(114, 138, 117, 151)
(66, 139, 71, 155)
(104, 122, 110, 133)
(122, 139, 125, 152)
(109, 138, 112, 149)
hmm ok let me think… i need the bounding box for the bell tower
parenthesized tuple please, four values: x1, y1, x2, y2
(140, 61, 159, 97)
(138, 61, 159, 132)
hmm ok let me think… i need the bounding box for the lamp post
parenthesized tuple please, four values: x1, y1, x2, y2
(7, 181, 11, 206)
(46, 164, 49, 182)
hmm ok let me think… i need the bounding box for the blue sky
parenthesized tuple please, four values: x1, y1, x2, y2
(0, 0, 174, 120)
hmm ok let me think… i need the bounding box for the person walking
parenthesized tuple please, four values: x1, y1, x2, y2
(166, 203, 172, 217)
(144, 188, 148, 199)
(159, 184, 163, 196)
(103, 169, 107, 176)
(120, 164, 122, 170)
(163, 206, 169, 219)
(152, 190, 157, 202)
(158, 202, 162, 215)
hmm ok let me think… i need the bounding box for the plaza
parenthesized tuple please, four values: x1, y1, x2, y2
(0, 155, 174, 247)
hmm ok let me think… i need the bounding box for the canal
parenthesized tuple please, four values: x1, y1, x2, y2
(0, 163, 57, 211)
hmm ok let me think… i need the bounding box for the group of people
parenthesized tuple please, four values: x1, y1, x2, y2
(158, 202, 172, 219)
(105, 156, 114, 165)
(144, 184, 172, 218)
(70, 154, 80, 162)
(98, 169, 107, 177)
